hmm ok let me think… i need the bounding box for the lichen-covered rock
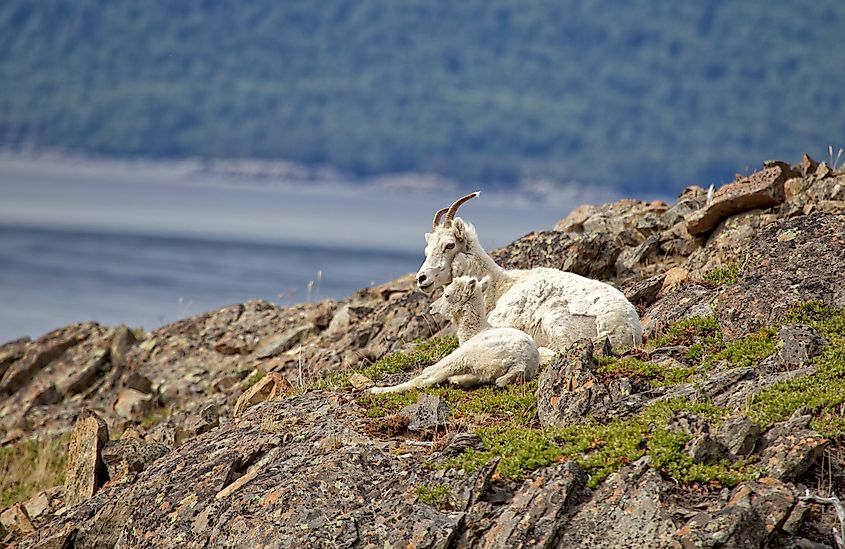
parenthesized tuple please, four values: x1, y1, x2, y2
(642, 283, 717, 337)
(232, 372, 290, 418)
(676, 478, 797, 548)
(0, 502, 35, 536)
(716, 212, 845, 340)
(102, 438, 170, 481)
(685, 162, 795, 236)
(63, 409, 109, 507)
(399, 394, 450, 432)
(556, 458, 681, 549)
(777, 325, 829, 368)
(759, 412, 828, 481)
(537, 340, 610, 428)
(475, 461, 588, 548)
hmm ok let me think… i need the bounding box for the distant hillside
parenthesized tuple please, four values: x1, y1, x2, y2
(1, 1, 844, 193)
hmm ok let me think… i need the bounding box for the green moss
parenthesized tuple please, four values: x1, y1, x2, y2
(243, 369, 266, 390)
(702, 263, 740, 286)
(415, 483, 451, 506)
(448, 425, 562, 479)
(312, 336, 460, 390)
(555, 398, 753, 487)
(139, 411, 167, 429)
(715, 327, 777, 369)
(785, 301, 845, 340)
(595, 356, 696, 387)
(357, 379, 538, 425)
(649, 315, 722, 349)
(360, 336, 459, 381)
(749, 341, 845, 435)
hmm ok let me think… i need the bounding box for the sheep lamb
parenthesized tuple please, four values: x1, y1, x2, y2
(416, 192, 643, 350)
(369, 276, 539, 394)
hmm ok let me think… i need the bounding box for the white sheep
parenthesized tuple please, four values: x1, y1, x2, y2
(369, 276, 539, 394)
(416, 192, 643, 350)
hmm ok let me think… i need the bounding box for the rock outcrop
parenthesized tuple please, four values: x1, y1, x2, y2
(3, 158, 845, 547)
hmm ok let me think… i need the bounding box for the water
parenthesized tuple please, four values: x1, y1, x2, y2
(0, 225, 420, 343)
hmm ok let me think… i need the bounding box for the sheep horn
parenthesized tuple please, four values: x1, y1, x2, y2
(432, 207, 450, 230)
(444, 191, 481, 226)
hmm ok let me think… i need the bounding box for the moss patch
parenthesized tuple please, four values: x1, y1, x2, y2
(748, 303, 845, 436)
(595, 356, 696, 387)
(313, 336, 459, 390)
(555, 398, 754, 487)
(415, 483, 451, 506)
(703, 263, 740, 286)
(0, 436, 68, 508)
(649, 315, 722, 349)
(714, 327, 777, 369)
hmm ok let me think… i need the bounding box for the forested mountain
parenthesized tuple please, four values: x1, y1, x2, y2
(1, 1, 844, 193)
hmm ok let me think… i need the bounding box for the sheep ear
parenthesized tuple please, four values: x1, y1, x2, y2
(466, 278, 477, 291)
(424, 232, 432, 243)
(452, 218, 466, 242)
(479, 275, 491, 292)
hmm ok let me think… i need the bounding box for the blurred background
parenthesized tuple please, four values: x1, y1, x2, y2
(1, 1, 844, 342)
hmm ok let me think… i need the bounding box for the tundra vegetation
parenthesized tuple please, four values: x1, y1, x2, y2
(353, 301, 845, 487)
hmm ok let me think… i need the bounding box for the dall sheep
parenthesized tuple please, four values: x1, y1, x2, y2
(416, 192, 643, 350)
(369, 276, 539, 394)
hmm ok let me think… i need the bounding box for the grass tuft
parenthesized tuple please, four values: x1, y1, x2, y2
(0, 436, 68, 508)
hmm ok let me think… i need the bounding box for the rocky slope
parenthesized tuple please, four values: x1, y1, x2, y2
(3, 155, 845, 547)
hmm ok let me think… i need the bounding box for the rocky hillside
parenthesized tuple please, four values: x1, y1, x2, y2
(2, 155, 845, 547)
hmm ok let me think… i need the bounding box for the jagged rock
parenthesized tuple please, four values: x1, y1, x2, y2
(624, 273, 667, 307)
(109, 325, 137, 370)
(676, 478, 797, 548)
(102, 438, 170, 480)
(717, 212, 845, 340)
(441, 432, 485, 458)
(0, 502, 35, 535)
(475, 461, 588, 548)
(18, 394, 467, 548)
(232, 372, 289, 418)
(685, 163, 794, 236)
(778, 325, 829, 368)
(182, 403, 219, 437)
(616, 234, 661, 274)
(759, 412, 828, 481)
(537, 340, 610, 428)
(0, 336, 29, 380)
(55, 347, 108, 396)
(557, 458, 681, 549)
(0, 322, 96, 395)
(684, 209, 778, 275)
(662, 186, 707, 226)
(252, 324, 313, 359)
(713, 416, 761, 457)
(399, 394, 450, 432)
(114, 387, 155, 420)
(347, 372, 373, 390)
(64, 409, 109, 507)
(122, 371, 153, 394)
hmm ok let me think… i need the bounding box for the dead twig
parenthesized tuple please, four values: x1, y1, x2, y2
(800, 489, 845, 549)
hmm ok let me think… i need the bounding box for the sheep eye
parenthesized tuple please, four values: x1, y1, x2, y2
(444, 242, 455, 250)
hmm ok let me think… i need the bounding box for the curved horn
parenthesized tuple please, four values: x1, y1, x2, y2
(432, 207, 449, 230)
(444, 191, 481, 226)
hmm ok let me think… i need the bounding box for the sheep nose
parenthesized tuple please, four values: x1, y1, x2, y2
(417, 274, 427, 285)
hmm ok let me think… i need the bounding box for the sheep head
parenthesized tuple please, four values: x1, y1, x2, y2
(416, 192, 479, 293)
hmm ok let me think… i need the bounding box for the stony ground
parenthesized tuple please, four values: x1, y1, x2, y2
(2, 155, 845, 547)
